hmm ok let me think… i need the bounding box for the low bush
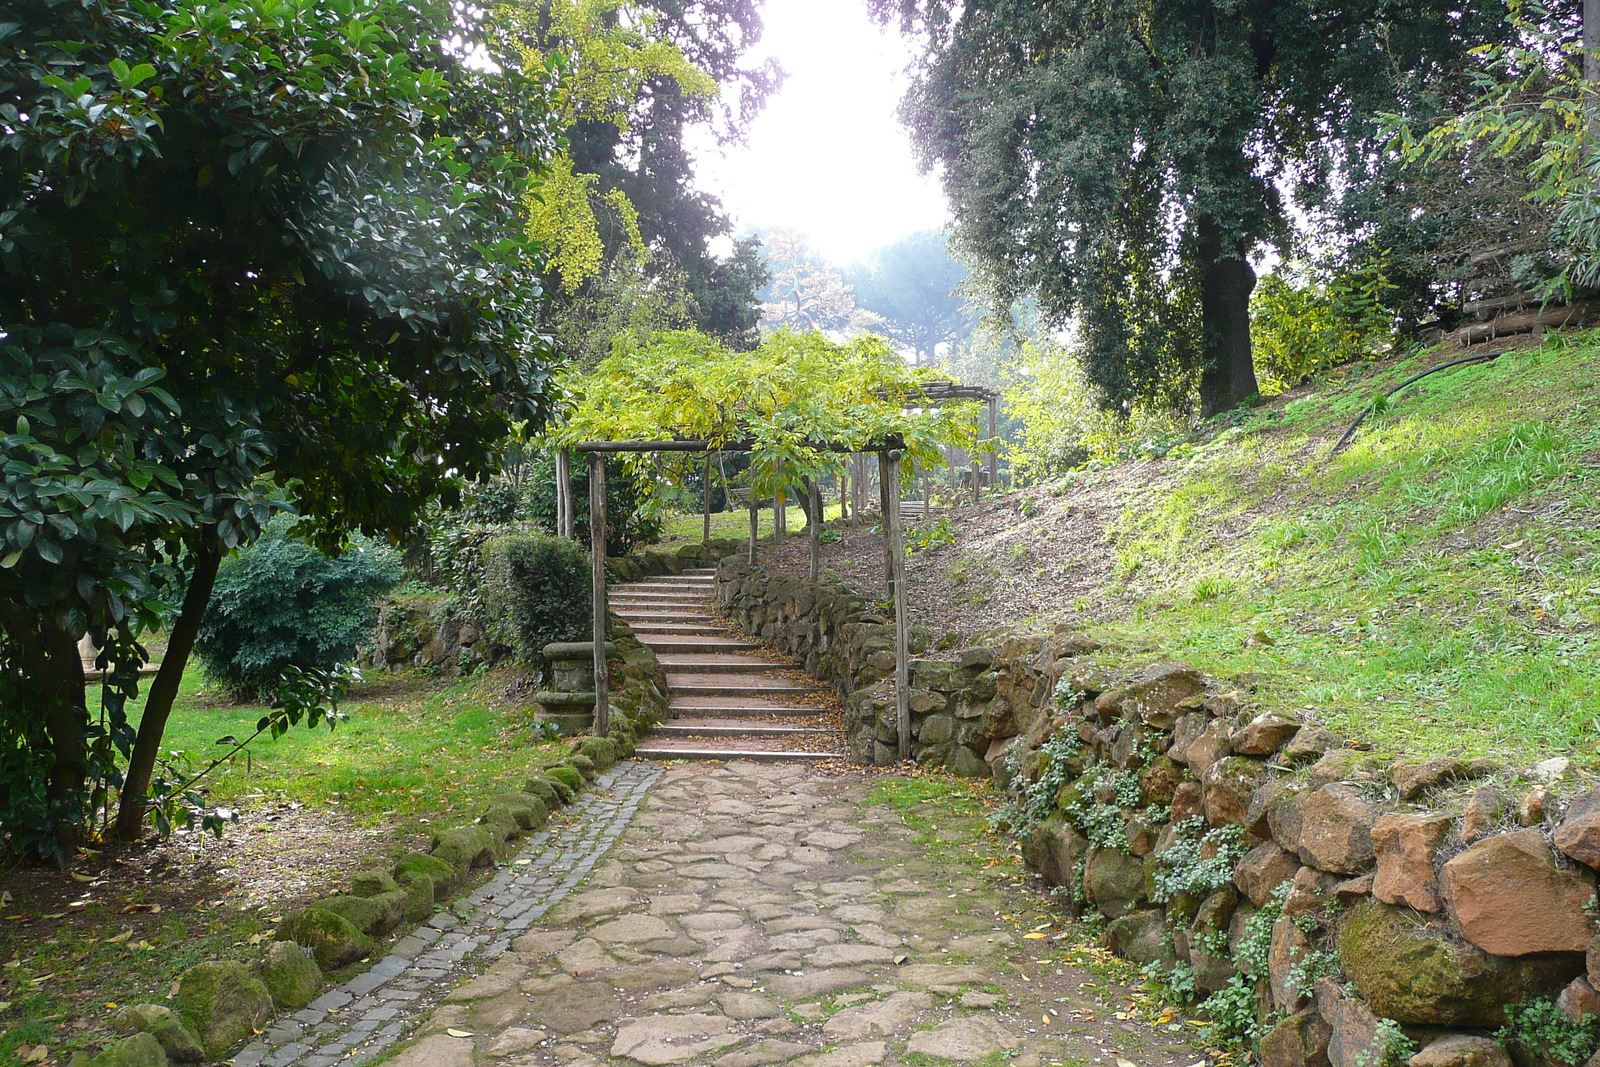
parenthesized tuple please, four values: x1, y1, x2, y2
(479, 534, 591, 666)
(194, 522, 403, 699)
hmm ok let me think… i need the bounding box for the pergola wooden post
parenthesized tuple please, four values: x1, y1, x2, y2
(987, 396, 998, 494)
(877, 452, 895, 605)
(555, 449, 575, 538)
(808, 479, 823, 581)
(701, 453, 713, 544)
(884, 449, 910, 761)
(587, 452, 609, 737)
(747, 495, 758, 564)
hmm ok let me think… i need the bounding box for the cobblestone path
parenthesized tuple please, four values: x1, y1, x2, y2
(345, 760, 1200, 1067)
(233, 761, 664, 1067)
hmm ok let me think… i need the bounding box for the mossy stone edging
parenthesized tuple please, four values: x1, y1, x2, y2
(716, 558, 1600, 1067)
(92, 603, 673, 1065)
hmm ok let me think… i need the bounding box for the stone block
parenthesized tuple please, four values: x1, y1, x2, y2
(1372, 812, 1452, 913)
(1389, 757, 1472, 802)
(1268, 915, 1313, 1010)
(275, 907, 373, 971)
(1235, 842, 1301, 907)
(1261, 1009, 1331, 1067)
(350, 868, 399, 897)
(1559, 976, 1600, 1024)
(258, 940, 323, 1012)
(1316, 976, 1379, 1067)
(110, 1003, 204, 1063)
(1441, 829, 1597, 956)
(1105, 910, 1175, 969)
(1336, 899, 1583, 1026)
(1459, 784, 1506, 845)
(1184, 720, 1232, 778)
(1095, 662, 1205, 729)
(1282, 725, 1341, 764)
(1409, 1035, 1512, 1067)
(1296, 783, 1378, 874)
(1084, 847, 1146, 919)
(1232, 713, 1301, 757)
(1203, 756, 1269, 829)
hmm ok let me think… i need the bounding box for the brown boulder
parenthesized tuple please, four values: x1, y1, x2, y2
(1589, 933, 1600, 988)
(1333, 873, 1374, 904)
(1518, 787, 1551, 827)
(1095, 662, 1205, 729)
(1409, 1035, 1512, 1067)
(1559, 976, 1600, 1024)
(1460, 784, 1506, 845)
(1235, 843, 1302, 908)
(1168, 712, 1208, 766)
(1261, 1009, 1332, 1067)
(1138, 756, 1185, 807)
(1266, 783, 1310, 857)
(1441, 829, 1597, 956)
(1023, 813, 1089, 899)
(1283, 725, 1341, 764)
(1297, 784, 1378, 874)
(1268, 915, 1313, 1010)
(1337, 899, 1584, 1026)
(1184, 720, 1232, 778)
(1204, 757, 1270, 828)
(1309, 751, 1380, 787)
(1171, 780, 1204, 822)
(1084, 847, 1147, 919)
(1316, 976, 1380, 1067)
(1372, 812, 1452, 913)
(1233, 713, 1302, 757)
(1555, 789, 1600, 867)
(1284, 866, 1342, 923)
(1389, 758, 1471, 802)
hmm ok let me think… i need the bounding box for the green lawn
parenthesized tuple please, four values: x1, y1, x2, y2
(656, 501, 849, 545)
(1078, 337, 1600, 759)
(0, 667, 560, 1064)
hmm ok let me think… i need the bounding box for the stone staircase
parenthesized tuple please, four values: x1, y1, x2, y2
(610, 568, 845, 762)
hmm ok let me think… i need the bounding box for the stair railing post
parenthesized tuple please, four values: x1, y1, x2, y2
(877, 451, 895, 605)
(885, 449, 910, 762)
(588, 452, 609, 737)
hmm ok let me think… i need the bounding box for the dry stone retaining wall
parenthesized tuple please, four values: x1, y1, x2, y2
(714, 558, 1600, 1067)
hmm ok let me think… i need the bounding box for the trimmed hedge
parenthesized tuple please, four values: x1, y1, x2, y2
(479, 534, 590, 666)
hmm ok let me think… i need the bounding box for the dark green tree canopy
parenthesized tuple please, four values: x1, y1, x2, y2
(0, 0, 564, 850)
(873, 0, 1510, 415)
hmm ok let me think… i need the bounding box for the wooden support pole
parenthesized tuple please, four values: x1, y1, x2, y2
(839, 464, 848, 524)
(885, 449, 910, 762)
(747, 496, 758, 564)
(987, 398, 998, 495)
(921, 466, 930, 512)
(877, 451, 895, 606)
(808, 479, 822, 581)
(947, 444, 957, 491)
(701, 453, 713, 545)
(774, 461, 785, 544)
(556, 449, 575, 538)
(588, 453, 609, 737)
(856, 454, 868, 519)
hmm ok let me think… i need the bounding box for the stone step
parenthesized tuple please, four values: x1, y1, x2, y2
(654, 722, 831, 738)
(611, 607, 719, 620)
(666, 675, 819, 698)
(655, 654, 792, 675)
(627, 623, 728, 637)
(632, 743, 844, 763)
(668, 696, 826, 718)
(609, 589, 713, 601)
(634, 636, 763, 654)
(678, 567, 718, 575)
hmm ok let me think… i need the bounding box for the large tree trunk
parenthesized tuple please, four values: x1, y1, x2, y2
(1, 604, 91, 855)
(1586, 0, 1600, 150)
(1197, 213, 1260, 417)
(113, 529, 222, 842)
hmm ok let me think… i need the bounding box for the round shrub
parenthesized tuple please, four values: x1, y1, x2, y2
(194, 522, 402, 699)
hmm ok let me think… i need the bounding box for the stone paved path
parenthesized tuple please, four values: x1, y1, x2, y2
(232, 761, 664, 1067)
(358, 761, 1201, 1067)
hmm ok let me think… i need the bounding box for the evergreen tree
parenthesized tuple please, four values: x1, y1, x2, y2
(872, 0, 1510, 415)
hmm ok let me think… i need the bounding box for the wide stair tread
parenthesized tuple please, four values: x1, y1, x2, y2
(635, 636, 762, 653)
(633, 740, 843, 762)
(655, 721, 831, 738)
(655, 654, 792, 675)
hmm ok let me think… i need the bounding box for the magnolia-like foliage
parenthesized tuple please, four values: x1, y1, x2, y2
(548, 329, 978, 495)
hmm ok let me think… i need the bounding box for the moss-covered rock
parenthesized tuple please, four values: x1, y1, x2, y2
(520, 776, 561, 809)
(575, 736, 617, 771)
(486, 791, 548, 831)
(110, 1003, 203, 1063)
(349, 868, 400, 897)
(395, 850, 455, 889)
(478, 806, 521, 845)
(258, 940, 323, 1011)
(544, 764, 583, 793)
(276, 907, 373, 971)
(74, 1032, 169, 1067)
(174, 960, 273, 1058)
(1336, 899, 1583, 1026)
(314, 890, 405, 936)
(430, 824, 496, 874)
(568, 753, 598, 781)
(399, 871, 437, 922)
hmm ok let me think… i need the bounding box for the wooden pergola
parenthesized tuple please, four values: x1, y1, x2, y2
(554, 436, 918, 761)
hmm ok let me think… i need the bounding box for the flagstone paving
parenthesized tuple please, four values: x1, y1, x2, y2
(321, 760, 1203, 1067)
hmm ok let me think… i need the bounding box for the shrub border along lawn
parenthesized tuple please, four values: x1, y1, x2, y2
(77, 605, 679, 1066)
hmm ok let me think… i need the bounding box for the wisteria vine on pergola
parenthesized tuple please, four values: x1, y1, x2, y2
(543, 328, 981, 494)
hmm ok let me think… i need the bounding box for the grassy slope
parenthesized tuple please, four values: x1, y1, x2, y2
(1086, 336, 1600, 759)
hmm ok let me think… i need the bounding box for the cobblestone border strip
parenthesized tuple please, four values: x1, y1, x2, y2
(232, 760, 664, 1067)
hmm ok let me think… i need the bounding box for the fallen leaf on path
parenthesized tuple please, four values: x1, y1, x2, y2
(106, 928, 133, 944)
(446, 1028, 474, 1038)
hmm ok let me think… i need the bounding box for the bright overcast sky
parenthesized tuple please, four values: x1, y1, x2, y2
(691, 0, 950, 268)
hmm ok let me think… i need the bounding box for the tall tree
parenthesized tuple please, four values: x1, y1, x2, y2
(872, 0, 1510, 416)
(756, 229, 882, 336)
(845, 230, 972, 366)
(1, 0, 562, 851)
